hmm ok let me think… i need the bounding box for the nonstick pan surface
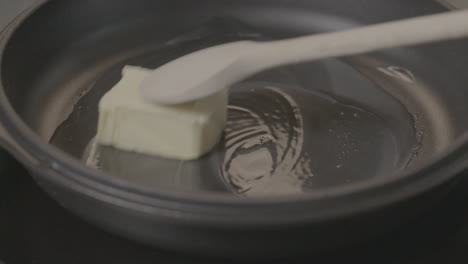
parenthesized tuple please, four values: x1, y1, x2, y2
(1, 0, 468, 257)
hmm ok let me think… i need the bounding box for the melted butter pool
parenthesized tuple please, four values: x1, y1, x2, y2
(50, 18, 432, 197)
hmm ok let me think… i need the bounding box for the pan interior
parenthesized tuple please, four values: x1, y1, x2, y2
(3, 4, 465, 197)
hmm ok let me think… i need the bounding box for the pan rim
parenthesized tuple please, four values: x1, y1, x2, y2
(0, 0, 465, 225)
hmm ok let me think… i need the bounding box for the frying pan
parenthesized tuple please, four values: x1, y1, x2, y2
(1, 0, 468, 258)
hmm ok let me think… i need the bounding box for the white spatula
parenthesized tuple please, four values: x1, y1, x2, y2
(140, 10, 468, 105)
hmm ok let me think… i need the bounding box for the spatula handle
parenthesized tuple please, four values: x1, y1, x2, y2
(245, 9, 468, 70)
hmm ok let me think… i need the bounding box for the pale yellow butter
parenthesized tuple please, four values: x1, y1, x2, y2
(97, 66, 227, 160)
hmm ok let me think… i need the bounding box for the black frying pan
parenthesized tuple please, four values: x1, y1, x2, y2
(1, 0, 468, 258)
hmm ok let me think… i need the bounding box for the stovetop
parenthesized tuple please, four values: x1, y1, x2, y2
(0, 153, 467, 264)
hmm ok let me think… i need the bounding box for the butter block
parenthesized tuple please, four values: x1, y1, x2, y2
(97, 66, 228, 160)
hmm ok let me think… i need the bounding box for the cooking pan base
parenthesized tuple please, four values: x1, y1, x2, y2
(43, 18, 451, 197)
